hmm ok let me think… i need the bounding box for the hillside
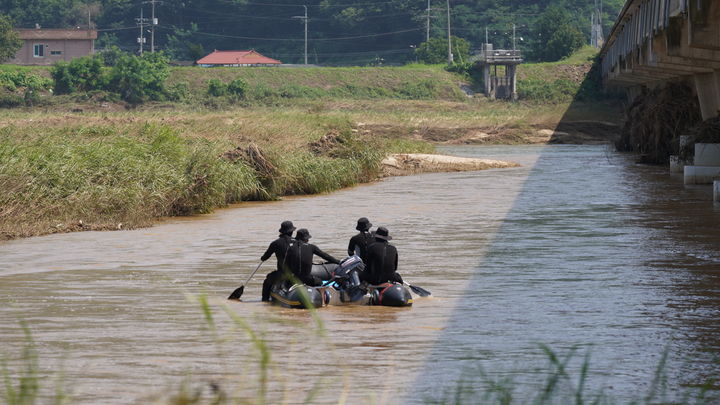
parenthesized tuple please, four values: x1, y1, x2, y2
(1, 0, 624, 65)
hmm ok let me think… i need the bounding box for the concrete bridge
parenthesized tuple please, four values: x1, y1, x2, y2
(599, 0, 720, 120)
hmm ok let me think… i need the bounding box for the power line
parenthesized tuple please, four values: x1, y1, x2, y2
(228, 0, 402, 8)
(97, 26, 138, 32)
(179, 7, 420, 23)
(162, 26, 422, 42)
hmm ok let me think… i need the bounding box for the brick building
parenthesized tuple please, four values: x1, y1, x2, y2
(11, 28, 98, 65)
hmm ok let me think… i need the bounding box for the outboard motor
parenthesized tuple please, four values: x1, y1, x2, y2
(335, 255, 363, 287)
(333, 255, 366, 302)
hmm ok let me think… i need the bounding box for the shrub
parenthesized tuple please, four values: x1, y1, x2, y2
(206, 78, 227, 97)
(107, 52, 169, 103)
(99, 45, 126, 67)
(415, 36, 470, 64)
(0, 71, 52, 92)
(247, 83, 279, 101)
(398, 79, 438, 99)
(227, 78, 248, 98)
(0, 90, 23, 108)
(168, 81, 191, 102)
(51, 55, 106, 94)
(278, 84, 324, 99)
(518, 78, 578, 102)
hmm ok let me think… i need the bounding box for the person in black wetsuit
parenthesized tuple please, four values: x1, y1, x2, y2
(347, 217, 375, 260)
(260, 220, 296, 301)
(363, 226, 404, 285)
(289, 228, 341, 286)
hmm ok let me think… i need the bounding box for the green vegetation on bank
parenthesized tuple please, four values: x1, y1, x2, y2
(0, 47, 620, 240)
(0, 113, 432, 240)
(0, 46, 604, 108)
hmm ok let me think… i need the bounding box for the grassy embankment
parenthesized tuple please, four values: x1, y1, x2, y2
(0, 48, 620, 240)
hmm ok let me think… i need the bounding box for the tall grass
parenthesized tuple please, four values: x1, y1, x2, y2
(0, 118, 431, 239)
(4, 312, 718, 404)
(0, 125, 262, 238)
(1, 322, 68, 405)
(425, 345, 717, 405)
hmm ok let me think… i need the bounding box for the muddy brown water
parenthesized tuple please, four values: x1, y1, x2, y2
(2, 145, 720, 404)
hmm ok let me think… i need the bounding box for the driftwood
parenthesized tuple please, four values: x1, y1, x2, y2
(691, 116, 720, 143)
(616, 82, 701, 164)
(308, 130, 343, 155)
(221, 143, 276, 176)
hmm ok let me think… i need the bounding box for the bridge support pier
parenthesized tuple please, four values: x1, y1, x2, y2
(693, 71, 720, 121)
(684, 143, 720, 185)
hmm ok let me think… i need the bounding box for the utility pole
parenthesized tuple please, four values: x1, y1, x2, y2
(446, 0, 453, 64)
(513, 23, 516, 50)
(142, 0, 161, 52)
(151, 0, 157, 52)
(135, 8, 148, 55)
(426, 0, 431, 42)
(292, 5, 308, 64)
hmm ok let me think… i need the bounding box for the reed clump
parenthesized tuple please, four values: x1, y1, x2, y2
(0, 125, 262, 238)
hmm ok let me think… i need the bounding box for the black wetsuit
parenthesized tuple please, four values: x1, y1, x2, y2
(289, 241, 340, 286)
(260, 234, 294, 301)
(363, 238, 403, 285)
(347, 231, 375, 260)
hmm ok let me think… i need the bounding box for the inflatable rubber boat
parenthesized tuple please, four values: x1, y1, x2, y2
(269, 255, 413, 309)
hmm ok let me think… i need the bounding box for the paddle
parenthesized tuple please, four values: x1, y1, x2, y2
(404, 282, 431, 297)
(228, 261, 265, 300)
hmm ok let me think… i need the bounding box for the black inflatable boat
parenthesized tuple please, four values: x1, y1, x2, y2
(268, 255, 413, 309)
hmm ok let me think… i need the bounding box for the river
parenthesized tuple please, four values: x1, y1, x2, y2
(1, 145, 719, 404)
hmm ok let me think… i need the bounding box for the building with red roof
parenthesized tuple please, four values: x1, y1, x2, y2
(196, 50, 281, 67)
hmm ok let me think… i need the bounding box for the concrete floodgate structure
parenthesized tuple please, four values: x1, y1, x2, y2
(471, 43, 523, 101)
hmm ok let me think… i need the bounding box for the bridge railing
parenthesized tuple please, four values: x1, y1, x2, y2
(472, 49, 523, 64)
(600, 0, 684, 79)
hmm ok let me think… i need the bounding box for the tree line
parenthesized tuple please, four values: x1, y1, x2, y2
(0, 0, 623, 64)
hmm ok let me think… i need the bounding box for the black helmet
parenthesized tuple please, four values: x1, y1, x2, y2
(374, 226, 392, 241)
(278, 220, 296, 235)
(295, 228, 311, 241)
(356, 217, 372, 231)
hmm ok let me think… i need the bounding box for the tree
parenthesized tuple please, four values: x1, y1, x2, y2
(530, 6, 586, 62)
(0, 15, 21, 62)
(415, 36, 470, 65)
(108, 52, 169, 103)
(165, 23, 205, 62)
(50, 54, 105, 94)
(546, 24, 585, 61)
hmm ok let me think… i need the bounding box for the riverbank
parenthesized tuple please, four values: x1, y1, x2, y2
(0, 48, 623, 240)
(0, 96, 618, 241)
